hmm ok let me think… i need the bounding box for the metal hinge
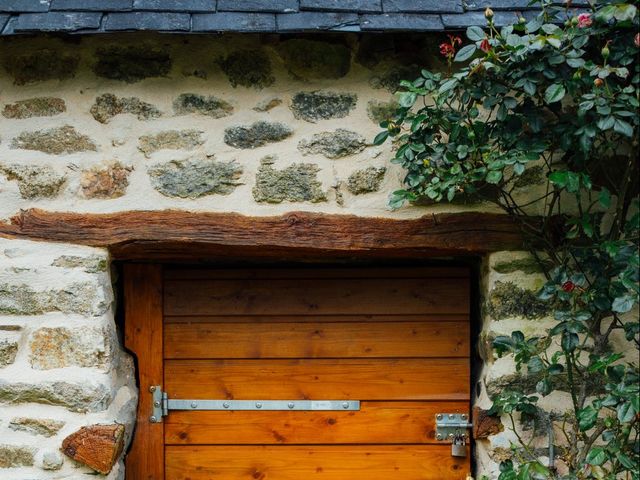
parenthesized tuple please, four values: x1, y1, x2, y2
(435, 413, 472, 441)
(149, 386, 360, 423)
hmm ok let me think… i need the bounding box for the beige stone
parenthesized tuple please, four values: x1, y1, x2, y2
(29, 326, 111, 370)
(9, 417, 65, 437)
(80, 161, 132, 199)
(0, 444, 35, 468)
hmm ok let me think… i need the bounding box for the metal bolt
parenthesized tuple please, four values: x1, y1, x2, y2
(461, 414, 467, 420)
(150, 416, 157, 423)
(191, 402, 198, 409)
(256, 402, 262, 409)
(436, 433, 443, 440)
(288, 402, 295, 409)
(149, 386, 156, 393)
(154, 401, 160, 408)
(436, 414, 443, 420)
(449, 433, 454, 439)
(342, 402, 349, 409)
(449, 414, 455, 419)
(223, 402, 230, 409)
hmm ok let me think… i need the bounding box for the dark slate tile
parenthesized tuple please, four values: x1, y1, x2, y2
(133, 0, 215, 12)
(277, 12, 359, 31)
(300, 0, 381, 13)
(0, 0, 50, 12)
(217, 0, 298, 13)
(441, 11, 521, 28)
(1, 13, 16, 33)
(466, 0, 589, 9)
(105, 11, 190, 30)
(383, 0, 462, 13)
(13, 11, 102, 31)
(192, 12, 277, 31)
(51, 0, 132, 10)
(361, 12, 443, 30)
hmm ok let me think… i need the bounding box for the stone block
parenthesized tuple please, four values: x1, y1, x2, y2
(192, 12, 277, 32)
(148, 157, 242, 198)
(253, 156, 326, 203)
(90, 93, 161, 123)
(290, 91, 357, 122)
(10, 126, 97, 155)
(138, 130, 204, 157)
(0, 164, 66, 199)
(0, 379, 112, 412)
(472, 406, 504, 438)
(0, 444, 35, 468)
(367, 99, 398, 123)
(61, 424, 125, 474)
(224, 121, 292, 149)
(253, 97, 282, 112)
(52, 254, 108, 273)
(50, 0, 133, 11)
(298, 129, 366, 159)
(2, 49, 79, 85)
(0, 0, 50, 12)
(382, 0, 463, 12)
(13, 12, 102, 32)
(217, 0, 297, 12)
(133, 0, 214, 11)
(277, 39, 352, 79)
(487, 281, 549, 320)
(361, 13, 444, 30)
(29, 326, 112, 370)
(347, 166, 386, 194)
(276, 12, 360, 32)
(104, 12, 190, 31)
(0, 338, 18, 367)
(369, 64, 421, 92)
(8, 417, 65, 437)
(218, 50, 274, 89)
(80, 161, 132, 199)
(93, 45, 172, 83)
(173, 93, 233, 117)
(300, 0, 381, 12)
(2, 97, 66, 119)
(40, 449, 64, 470)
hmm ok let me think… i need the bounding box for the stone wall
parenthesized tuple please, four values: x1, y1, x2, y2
(0, 33, 557, 478)
(0, 238, 136, 479)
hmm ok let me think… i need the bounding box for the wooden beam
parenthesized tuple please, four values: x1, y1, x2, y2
(0, 209, 524, 260)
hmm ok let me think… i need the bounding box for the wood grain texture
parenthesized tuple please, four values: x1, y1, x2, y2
(165, 445, 470, 480)
(164, 321, 470, 359)
(164, 314, 470, 324)
(164, 278, 469, 316)
(123, 264, 164, 480)
(0, 208, 524, 260)
(164, 358, 470, 401)
(164, 401, 469, 445)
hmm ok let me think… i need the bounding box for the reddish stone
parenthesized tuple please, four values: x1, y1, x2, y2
(61, 424, 125, 474)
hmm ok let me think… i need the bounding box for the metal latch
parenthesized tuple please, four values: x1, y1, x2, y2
(149, 386, 360, 423)
(435, 413, 472, 441)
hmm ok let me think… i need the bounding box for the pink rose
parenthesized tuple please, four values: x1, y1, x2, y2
(635, 33, 640, 48)
(577, 13, 592, 28)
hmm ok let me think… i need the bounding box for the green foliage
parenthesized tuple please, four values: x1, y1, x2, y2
(378, 0, 640, 477)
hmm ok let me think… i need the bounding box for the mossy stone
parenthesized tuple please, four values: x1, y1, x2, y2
(93, 45, 172, 83)
(138, 130, 204, 157)
(492, 258, 548, 275)
(370, 65, 422, 92)
(2, 97, 66, 119)
(0, 445, 35, 468)
(173, 93, 233, 118)
(487, 281, 549, 320)
(0, 340, 18, 368)
(298, 129, 366, 159)
(367, 99, 399, 124)
(278, 39, 351, 80)
(224, 121, 292, 149)
(253, 156, 326, 204)
(514, 165, 545, 188)
(290, 91, 357, 123)
(52, 255, 108, 273)
(347, 167, 386, 194)
(8, 417, 65, 437)
(148, 157, 242, 198)
(218, 49, 274, 89)
(0, 164, 66, 199)
(90, 93, 161, 123)
(3, 50, 78, 85)
(10, 126, 97, 155)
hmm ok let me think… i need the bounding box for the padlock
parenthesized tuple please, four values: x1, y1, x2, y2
(451, 434, 467, 457)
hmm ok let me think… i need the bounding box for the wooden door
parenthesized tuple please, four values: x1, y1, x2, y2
(126, 265, 472, 479)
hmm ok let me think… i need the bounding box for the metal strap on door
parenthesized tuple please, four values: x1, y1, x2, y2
(149, 386, 360, 423)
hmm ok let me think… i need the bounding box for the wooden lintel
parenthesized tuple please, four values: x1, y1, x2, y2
(0, 209, 524, 260)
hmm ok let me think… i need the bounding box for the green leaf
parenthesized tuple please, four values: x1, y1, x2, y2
(544, 83, 566, 104)
(486, 170, 503, 184)
(586, 447, 607, 466)
(454, 44, 477, 62)
(373, 131, 389, 146)
(617, 401, 637, 422)
(612, 295, 635, 313)
(561, 331, 579, 352)
(466, 25, 485, 41)
(549, 171, 568, 188)
(597, 116, 615, 131)
(613, 119, 634, 138)
(398, 92, 417, 108)
(578, 406, 598, 431)
(599, 188, 611, 209)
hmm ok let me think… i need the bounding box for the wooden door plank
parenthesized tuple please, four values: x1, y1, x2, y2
(164, 359, 469, 401)
(164, 278, 469, 316)
(164, 314, 470, 324)
(124, 264, 164, 480)
(165, 445, 470, 480)
(164, 321, 470, 359)
(164, 266, 470, 280)
(164, 401, 468, 445)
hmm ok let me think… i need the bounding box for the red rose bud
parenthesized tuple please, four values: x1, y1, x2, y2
(594, 78, 604, 87)
(480, 38, 492, 53)
(485, 7, 494, 19)
(635, 33, 640, 48)
(562, 281, 576, 292)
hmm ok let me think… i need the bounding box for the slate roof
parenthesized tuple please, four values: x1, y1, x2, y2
(0, 0, 588, 35)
